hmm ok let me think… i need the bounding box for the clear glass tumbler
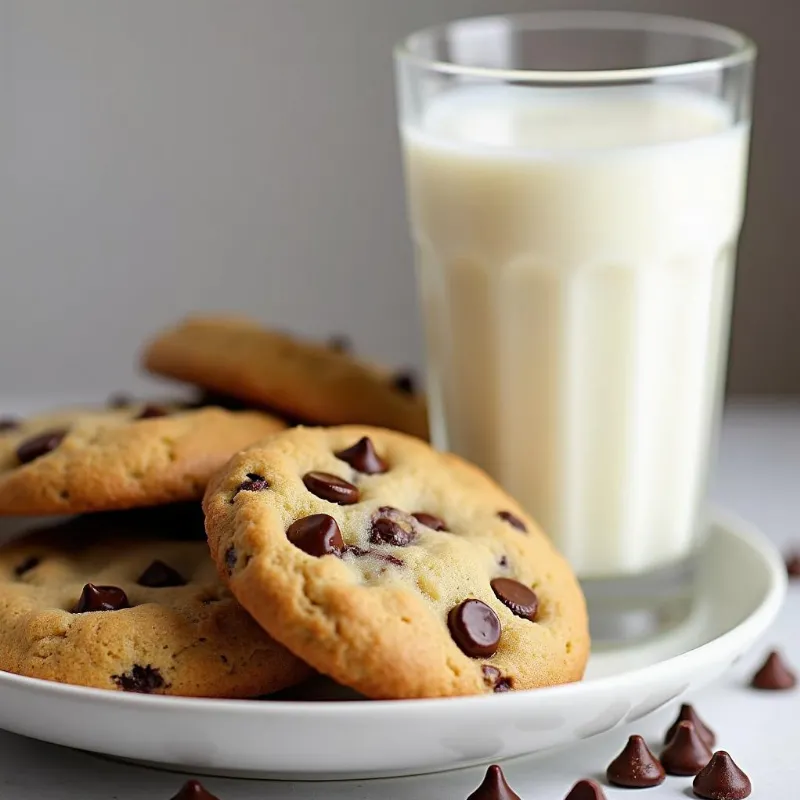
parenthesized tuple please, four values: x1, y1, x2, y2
(395, 12, 755, 642)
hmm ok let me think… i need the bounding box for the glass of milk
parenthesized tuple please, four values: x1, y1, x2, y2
(395, 12, 755, 641)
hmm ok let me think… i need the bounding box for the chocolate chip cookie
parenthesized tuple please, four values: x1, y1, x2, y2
(0, 403, 284, 515)
(203, 426, 589, 699)
(142, 316, 428, 438)
(0, 507, 312, 696)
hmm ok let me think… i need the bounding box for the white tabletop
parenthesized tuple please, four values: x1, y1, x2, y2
(1, 400, 797, 799)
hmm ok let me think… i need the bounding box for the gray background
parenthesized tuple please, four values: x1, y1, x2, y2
(3, 0, 798, 402)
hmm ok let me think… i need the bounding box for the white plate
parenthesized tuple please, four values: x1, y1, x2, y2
(0, 511, 785, 781)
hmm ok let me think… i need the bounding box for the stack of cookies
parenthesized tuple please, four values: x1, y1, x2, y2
(0, 315, 589, 699)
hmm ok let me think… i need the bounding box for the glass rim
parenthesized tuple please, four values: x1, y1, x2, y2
(395, 11, 756, 83)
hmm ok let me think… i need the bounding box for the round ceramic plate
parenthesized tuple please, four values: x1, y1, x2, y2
(0, 511, 784, 781)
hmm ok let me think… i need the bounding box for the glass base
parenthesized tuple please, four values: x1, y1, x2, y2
(581, 558, 695, 646)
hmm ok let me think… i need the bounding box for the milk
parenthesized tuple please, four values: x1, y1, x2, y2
(402, 86, 749, 578)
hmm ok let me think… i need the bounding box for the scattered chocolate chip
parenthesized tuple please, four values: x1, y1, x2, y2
(74, 584, 130, 613)
(0, 417, 20, 432)
(606, 734, 665, 788)
(334, 436, 388, 474)
(234, 472, 270, 497)
(16, 428, 67, 464)
(14, 556, 40, 577)
(693, 751, 751, 799)
(327, 334, 352, 353)
(137, 560, 186, 588)
(497, 510, 527, 532)
(661, 721, 713, 776)
(224, 547, 237, 574)
(370, 507, 418, 547)
(750, 650, 797, 690)
(490, 578, 539, 621)
(287, 514, 344, 557)
(787, 552, 800, 578)
(481, 664, 513, 693)
(448, 599, 501, 658)
(392, 370, 417, 395)
(412, 512, 447, 531)
(170, 779, 221, 800)
(664, 703, 716, 747)
(564, 779, 607, 800)
(302, 471, 360, 505)
(107, 393, 133, 408)
(466, 764, 522, 800)
(112, 664, 166, 694)
(136, 404, 170, 420)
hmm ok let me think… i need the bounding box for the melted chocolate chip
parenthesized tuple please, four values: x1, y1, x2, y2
(392, 370, 417, 395)
(14, 556, 40, 577)
(74, 584, 130, 613)
(170, 780, 221, 800)
(497, 510, 527, 532)
(466, 764, 522, 800)
(107, 393, 133, 409)
(448, 599, 501, 658)
(369, 507, 418, 547)
(344, 545, 403, 566)
(664, 703, 716, 747)
(327, 334, 352, 353)
(334, 437, 387, 474)
(750, 650, 797, 690)
(16, 429, 67, 464)
(693, 751, 752, 799)
(481, 664, 513, 693)
(224, 547, 237, 574)
(661, 721, 713, 776)
(490, 578, 539, 621)
(412, 512, 447, 531)
(136, 404, 170, 420)
(302, 471, 360, 505)
(234, 473, 270, 497)
(564, 779, 608, 800)
(112, 664, 166, 694)
(137, 560, 186, 588)
(606, 735, 665, 788)
(287, 514, 344, 557)
(0, 417, 20, 432)
(787, 551, 800, 577)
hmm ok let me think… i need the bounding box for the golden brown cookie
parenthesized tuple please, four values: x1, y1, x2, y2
(0, 403, 284, 515)
(142, 316, 428, 438)
(203, 426, 589, 699)
(0, 507, 312, 696)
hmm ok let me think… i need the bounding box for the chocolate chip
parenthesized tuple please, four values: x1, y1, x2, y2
(412, 512, 447, 531)
(170, 780, 221, 800)
(344, 545, 403, 567)
(370, 507, 418, 547)
(16, 429, 67, 464)
(661, 721, 713, 776)
(664, 703, 716, 747)
(302, 471, 360, 505)
(112, 664, 166, 694)
(693, 751, 752, 799)
(287, 514, 344, 557)
(14, 556, 39, 577)
(107, 393, 133, 408)
(392, 370, 417, 395)
(787, 552, 800, 578)
(490, 578, 539, 621)
(136, 404, 170, 420)
(0, 417, 20, 432)
(137, 560, 186, 588)
(606, 734, 665, 788)
(750, 650, 797, 690)
(224, 546, 237, 574)
(498, 555, 509, 569)
(497, 510, 526, 532)
(448, 599, 501, 658)
(327, 334, 352, 353)
(234, 473, 270, 497)
(466, 764, 522, 800)
(74, 584, 130, 613)
(334, 437, 387, 474)
(481, 664, 513, 693)
(564, 779, 608, 800)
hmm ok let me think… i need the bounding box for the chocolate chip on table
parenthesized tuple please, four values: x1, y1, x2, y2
(73, 583, 130, 613)
(564, 779, 608, 800)
(136, 404, 170, 420)
(0, 417, 20, 432)
(287, 514, 344, 557)
(137, 560, 186, 588)
(16, 429, 67, 465)
(786, 551, 800, 577)
(448, 599, 501, 658)
(327, 334, 352, 353)
(14, 556, 40, 577)
(334, 436, 388, 474)
(112, 664, 166, 694)
(234, 472, 270, 498)
(497, 510, 527, 532)
(693, 751, 752, 799)
(661, 721, 713, 776)
(392, 370, 417, 395)
(481, 664, 513, 693)
(412, 512, 447, 531)
(465, 764, 522, 800)
(750, 650, 797, 690)
(606, 734, 665, 788)
(302, 471, 360, 505)
(170, 779, 221, 800)
(370, 507, 418, 547)
(664, 703, 716, 747)
(490, 578, 539, 621)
